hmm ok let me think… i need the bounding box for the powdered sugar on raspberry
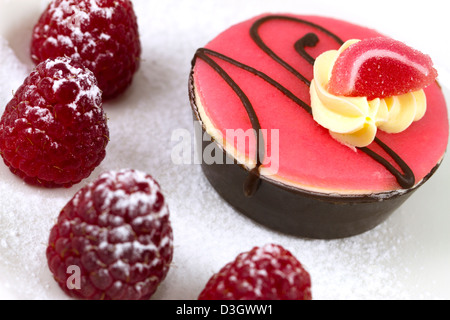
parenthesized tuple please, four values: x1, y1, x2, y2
(25, 106, 53, 123)
(97, 170, 166, 219)
(32, 0, 115, 63)
(77, 169, 172, 263)
(46, 57, 101, 110)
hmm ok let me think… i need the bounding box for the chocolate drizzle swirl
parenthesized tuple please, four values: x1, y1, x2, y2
(192, 15, 416, 197)
(294, 33, 320, 66)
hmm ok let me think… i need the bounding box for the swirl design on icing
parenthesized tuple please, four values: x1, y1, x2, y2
(311, 40, 427, 148)
(192, 15, 417, 196)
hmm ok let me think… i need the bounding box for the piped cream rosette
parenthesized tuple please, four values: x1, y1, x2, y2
(310, 40, 427, 148)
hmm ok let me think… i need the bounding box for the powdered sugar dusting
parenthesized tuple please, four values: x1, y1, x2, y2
(24, 105, 54, 124)
(251, 244, 310, 293)
(78, 169, 172, 266)
(32, 0, 117, 66)
(96, 169, 162, 214)
(87, 0, 114, 19)
(0, 0, 449, 301)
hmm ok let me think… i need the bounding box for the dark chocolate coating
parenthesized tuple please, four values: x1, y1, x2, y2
(201, 144, 412, 239)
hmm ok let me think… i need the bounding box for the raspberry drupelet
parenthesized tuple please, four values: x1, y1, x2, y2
(198, 244, 312, 300)
(0, 56, 109, 188)
(31, 0, 141, 99)
(46, 169, 174, 300)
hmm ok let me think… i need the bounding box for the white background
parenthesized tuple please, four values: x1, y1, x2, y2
(0, 0, 449, 300)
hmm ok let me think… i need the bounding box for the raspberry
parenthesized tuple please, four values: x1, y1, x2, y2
(0, 57, 109, 188)
(31, 0, 141, 100)
(46, 169, 174, 300)
(198, 244, 312, 300)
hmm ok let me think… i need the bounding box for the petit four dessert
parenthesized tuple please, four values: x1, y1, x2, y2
(189, 14, 449, 239)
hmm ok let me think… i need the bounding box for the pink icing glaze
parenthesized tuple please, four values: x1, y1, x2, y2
(193, 14, 449, 192)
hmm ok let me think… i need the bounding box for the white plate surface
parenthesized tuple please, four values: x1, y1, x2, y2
(0, 0, 449, 300)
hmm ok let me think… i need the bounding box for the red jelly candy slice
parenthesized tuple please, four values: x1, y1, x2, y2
(328, 38, 438, 100)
